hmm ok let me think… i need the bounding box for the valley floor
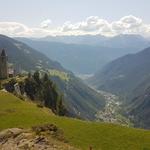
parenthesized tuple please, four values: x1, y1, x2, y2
(88, 86, 131, 126)
(95, 90, 132, 126)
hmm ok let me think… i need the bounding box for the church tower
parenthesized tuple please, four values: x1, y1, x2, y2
(0, 49, 8, 79)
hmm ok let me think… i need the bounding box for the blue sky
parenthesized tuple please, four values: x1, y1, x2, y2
(0, 0, 150, 37)
(0, 0, 150, 26)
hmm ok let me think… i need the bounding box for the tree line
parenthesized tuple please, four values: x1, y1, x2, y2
(3, 71, 67, 116)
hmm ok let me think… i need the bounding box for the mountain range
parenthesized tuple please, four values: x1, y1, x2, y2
(16, 34, 150, 74)
(89, 46, 150, 128)
(0, 34, 105, 119)
(2, 33, 150, 128)
(0, 34, 64, 72)
(40, 34, 150, 49)
(89, 47, 150, 99)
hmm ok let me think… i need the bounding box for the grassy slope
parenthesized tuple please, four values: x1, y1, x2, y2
(0, 91, 150, 150)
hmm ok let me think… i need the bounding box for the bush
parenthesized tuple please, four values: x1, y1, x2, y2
(36, 103, 44, 108)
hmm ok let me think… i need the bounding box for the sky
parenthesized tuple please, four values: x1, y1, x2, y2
(0, 0, 150, 37)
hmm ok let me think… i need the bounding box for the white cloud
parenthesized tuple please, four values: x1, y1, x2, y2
(120, 15, 142, 27)
(0, 21, 56, 37)
(0, 15, 150, 37)
(111, 15, 143, 35)
(60, 15, 150, 37)
(40, 19, 52, 28)
(0, 22, 29, 36)
(61, 16, 109, 33)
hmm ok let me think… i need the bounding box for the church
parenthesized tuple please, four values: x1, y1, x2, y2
(0, 49, 8, 79)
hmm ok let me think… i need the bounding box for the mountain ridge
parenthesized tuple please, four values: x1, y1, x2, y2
(15, 34, 150, 74)
(89, 46, 150, 100)
(0, 34, 105, 120)
(89, 46, 150, 128)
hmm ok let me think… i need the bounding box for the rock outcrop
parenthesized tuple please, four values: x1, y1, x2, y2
(0, 124, 78, 150)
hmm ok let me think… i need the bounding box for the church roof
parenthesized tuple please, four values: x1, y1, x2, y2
(1, 49, 7, 57)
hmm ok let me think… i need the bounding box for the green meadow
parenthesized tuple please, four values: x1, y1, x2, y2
(0, 91, 150, 150)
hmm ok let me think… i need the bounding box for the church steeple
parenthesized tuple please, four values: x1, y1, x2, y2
(0, 49, 8, 79)
(1, 49, 7, 57)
